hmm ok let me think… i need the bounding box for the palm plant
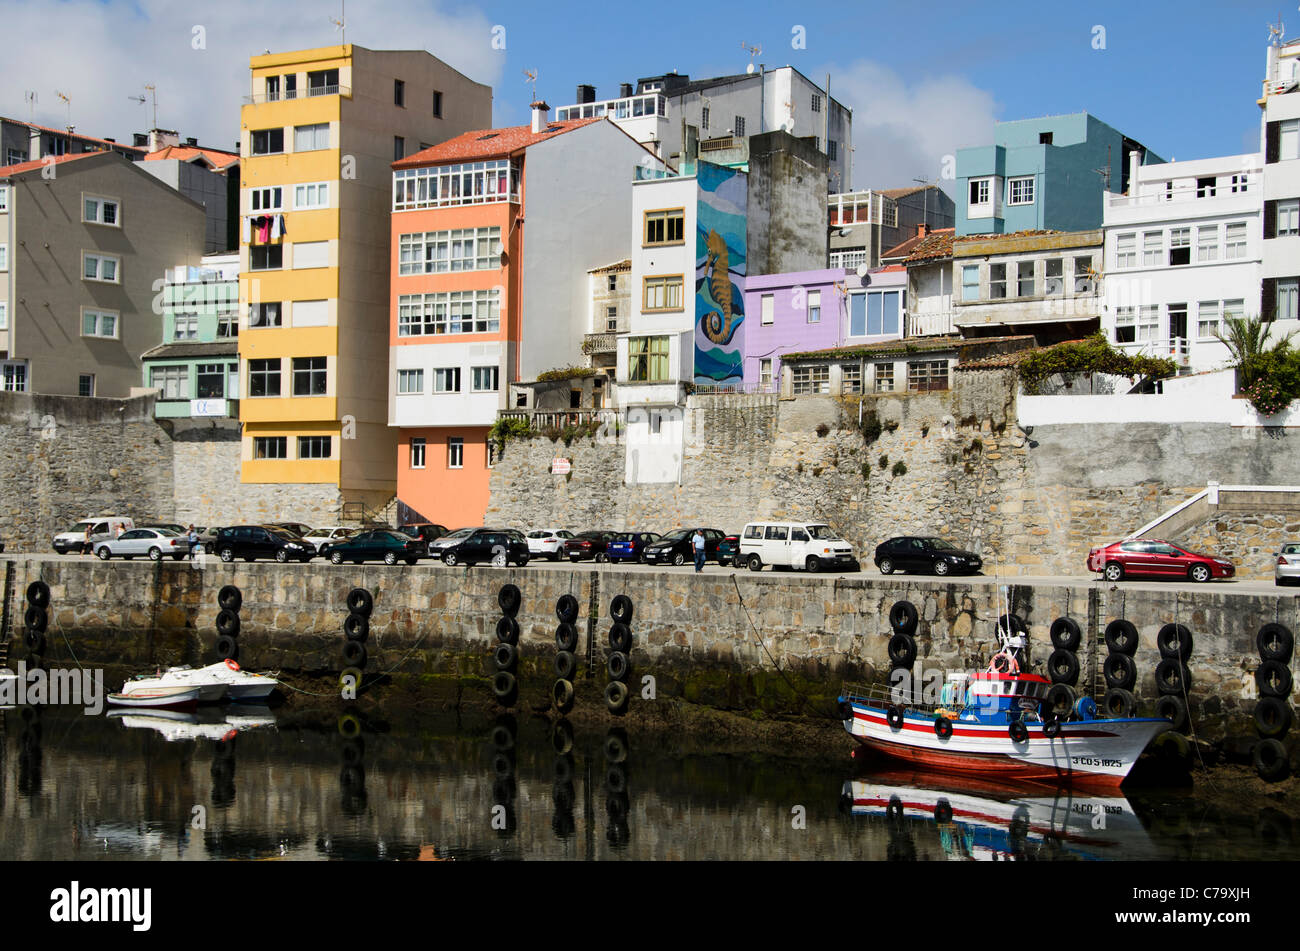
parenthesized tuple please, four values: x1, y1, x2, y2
(1214, 313, 1295, 389)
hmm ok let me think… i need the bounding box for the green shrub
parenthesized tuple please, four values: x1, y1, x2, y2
(878, 454, 889, 470)
(892, 460, 907, 477)
(487, 417, 534, 456)
(1017, 333, 1178, 394)
(536, 366, 598, 382)
(816, 422, 830, 437)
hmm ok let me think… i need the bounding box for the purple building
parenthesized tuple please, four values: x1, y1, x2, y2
(742, 266, 907, 389)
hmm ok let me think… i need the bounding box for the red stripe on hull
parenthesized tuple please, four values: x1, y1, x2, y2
(852, 734, 1125, 790)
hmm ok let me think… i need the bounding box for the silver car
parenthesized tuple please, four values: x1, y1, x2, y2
(95, 528, 192, 561)
(1276, 542, 1300, 586)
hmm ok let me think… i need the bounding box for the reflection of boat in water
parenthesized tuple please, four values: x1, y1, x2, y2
(843, 769, 1160, 861)
(107, 705, 276, 741)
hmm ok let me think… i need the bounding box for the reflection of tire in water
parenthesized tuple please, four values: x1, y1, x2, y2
(1009, 805, 1030, 857)
(886, 794, 906, 826)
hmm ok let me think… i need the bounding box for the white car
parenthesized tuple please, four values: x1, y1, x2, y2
(738, 521, 858, 573)
(95, 528, 192, 561)
(54, 516, 135, 554)
(301, 526, 357, 552)
(527, 529, 575, 561)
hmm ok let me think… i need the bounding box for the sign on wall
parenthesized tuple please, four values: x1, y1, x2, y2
(550, 458, 571, 475)
(190, 399, 227, 418)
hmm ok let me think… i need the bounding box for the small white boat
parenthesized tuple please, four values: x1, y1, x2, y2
(118, 660, 278, 703)
(107, 685, 202, 710)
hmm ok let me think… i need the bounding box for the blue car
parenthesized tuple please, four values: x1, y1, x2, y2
(606, 532, 662, 563)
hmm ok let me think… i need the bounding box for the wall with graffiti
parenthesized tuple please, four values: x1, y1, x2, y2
(694, 162, 747, 385)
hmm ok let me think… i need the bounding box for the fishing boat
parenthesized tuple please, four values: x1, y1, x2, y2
(117, 660, 278, 704)
(106, 685, 202, 710)
(838, 628, 1171, 788)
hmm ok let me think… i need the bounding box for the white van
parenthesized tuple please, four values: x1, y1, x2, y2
(53, 516, 135, 554)
(738, 521, 858, 572)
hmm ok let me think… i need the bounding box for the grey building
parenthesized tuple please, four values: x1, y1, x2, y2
(1, 116, 146, 168)
(830, 185, 956, 270)
(137, 130, 241, 253)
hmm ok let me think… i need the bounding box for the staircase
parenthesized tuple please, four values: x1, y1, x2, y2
(0, 561, 15, 668)
(1126, 482, 1300, 541)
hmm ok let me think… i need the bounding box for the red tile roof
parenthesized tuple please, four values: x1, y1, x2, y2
(887, 227, 955, 263)
(144, 145, 239, 171)
(393, 118, 605, 168)
(0, 117, 146, 154)
(0, 151, 103, 177)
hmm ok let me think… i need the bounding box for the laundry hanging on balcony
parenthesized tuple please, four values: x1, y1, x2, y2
(243, 214, 287, 245)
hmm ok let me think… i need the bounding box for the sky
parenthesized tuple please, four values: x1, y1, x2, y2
(0, 0, 1288, 194)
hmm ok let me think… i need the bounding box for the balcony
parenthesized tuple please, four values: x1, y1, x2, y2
(1118, 337, 1191, 368)
(243, 85, 350, 105)
(498, 407, 623, 431)
(582, 332, 618, 355)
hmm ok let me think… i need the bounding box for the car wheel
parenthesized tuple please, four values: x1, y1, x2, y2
(1189, 564, 1211, 583)
(517, 554, 529, 567)
(384, 552, 398, 566)
(275, 550, 289, 563)
(148, 547, 162, 561)
(172, 554, 185, 561)
(1103, 562, 1124, 582)
(406, 558, 418, 565)
(933, 560, 950, 576)
(878, 557, 894, 575)
(747, 554, 763, 572)
(594, 552, 606, 563)
(96, 547, 111, 561)
(806, 556, 821, 572)
(491, 551, 507, 568)
(445, 551, 459, 567)
(673, 552, 685, 567)
(244, 555, 255, 562)
(219, 548, 234, 563)
(330, 551, 344, 565)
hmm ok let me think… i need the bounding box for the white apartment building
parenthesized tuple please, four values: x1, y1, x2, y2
(1261, 37, 1300, 328)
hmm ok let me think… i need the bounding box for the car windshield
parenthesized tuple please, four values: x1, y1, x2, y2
(807, 525, 838, 539)
(923, 538, 958, 550)
(69, 521, 95, 533)
(661, 530, 689, 541)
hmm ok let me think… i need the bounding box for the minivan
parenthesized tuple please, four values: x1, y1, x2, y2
(738, 522, 857, 572)
(53, 517, 135, 554)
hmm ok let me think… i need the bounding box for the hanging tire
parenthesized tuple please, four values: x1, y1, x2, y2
(556, 594, 579, 623)
(1043, 717, 1062, 739)
(887, 633, 917, 668)
(1256, 660, 1293, 698)
(1102, 687, 1137, 718)
(494, 642, 518, 671)
(933, 716, 953, 739)
(552, 678, 575, 715)
(886, 794, 905, 823)
(1008, 720, 1029, 743)
(1049, 617, 1081, 652)
(934, 799, 953, 824)
(344, 613, 369, 642)
(346, 588, 374, 617)
(888, 600, 918, 636)
(1103, 653, 1137, 691)
(604, 731, 629, 764)
(1157, 623, 1194, 660)
(217, 584, 242, 612)
(1154, 659, 1192, 695)
(610, 595, 634, 624)
(496, 616, 520, 645)
(1257, 623, 1294, 664)
(342, 640, 367, 669)
(25, 580, 51, 608)
(552, 719, 575, 755)
(1047, 649, 1079, 685)
(1253, 696, 1292, 738)
(23, 606, 47, 634)
(1253, 738, 1291, 782)
(492, 671, 518, 706)
(608, 622, 633, 653)
(215, 609, 240, 638)
(1154, 694, 1190, 732)
(1046, 683, 1076, 718)
(607, 650, 630, 682)
(1104, 619, 1139, 656)
(554, 650, 578, 680)
(215, 634, 238, 662)
(555, 622, 579, 652)
(886, 705, 905, 730)
(605, 680, 629, 714)
(497, 583, 522, 617)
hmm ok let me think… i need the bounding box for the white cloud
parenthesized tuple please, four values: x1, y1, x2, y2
(0, 0, 506, 150)
(825, 60, 999, 195)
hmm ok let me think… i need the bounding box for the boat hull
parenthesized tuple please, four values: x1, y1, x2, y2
(107, 686, 201, 710)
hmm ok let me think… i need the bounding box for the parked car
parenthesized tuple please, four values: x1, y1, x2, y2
(1276, 542, 1300, 586)
(439, 529, 530, 567)
(874, 536, 983, 576)
(302, 526, 357, 552)
(642, 528, 726, 567)
(740, 522, 857, 572)
(607, 532, 662, 563)
(1087, 539, 1234, 583)
(94, 528, 191, 561)
(140, 522, 188, 535)
(53, 516, 135, 554)
(717, 533, 741, 567)
(398, 523, 450, 547)
(565, 531, 620, 562)
(428, 527, 483, 560)
(324, 529, 425, 565)
(526, 529, 575, 561)
(213, 525, 314, 563)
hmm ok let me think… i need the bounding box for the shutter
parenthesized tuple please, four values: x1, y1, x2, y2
(1266, 121, 1280, 164)
(1264, 200, 1277, 240)
(1262, 279, 1277, 323)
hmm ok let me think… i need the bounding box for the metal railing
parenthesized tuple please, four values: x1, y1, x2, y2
(498, 408, 623, 430)
(243, 85, 350, 105)
(581, 332, 618, 355)
(692, 381, 778, 395)
(1118, 336, 1190, 366)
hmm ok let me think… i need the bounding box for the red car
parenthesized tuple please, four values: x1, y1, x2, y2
(1086, 539, 1234, 583)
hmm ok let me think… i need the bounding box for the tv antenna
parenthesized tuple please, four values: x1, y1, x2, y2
(742, 41, 762, 73)
(129, 83, 158, 130)
(1267, 16, 1284, 46)
(1093, 143, 1112, 191)
(330, 0, 346, 44)
(55, 90, 72, 132)
(24, 90, 37, 123)
(523, 69, 538, 101)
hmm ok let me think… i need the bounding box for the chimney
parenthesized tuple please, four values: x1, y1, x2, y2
(576, 84, 595, 105)
(1127, 149, 1140, 195)
(185, 136, 198, 147)
(530, 100, 550, 134)
(916, 223, 928, 238)
(148, 128, 180, 152)
(29, 126, 41, 160)
(620, 83, 633, 98)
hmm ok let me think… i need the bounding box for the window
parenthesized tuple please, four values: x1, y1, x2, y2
(1039, 131, 1054, 145)
(294, 123, 330, 152)
(394, 79, 405, 107)
(811, 94, 822, 113)
(989, 263, 1006, 299)
(856, 290, 902, 336)
(828, 140, 837, 161)
(907, 360, 949, 392)
(759, 359, 772, 389)
(734, 116, 745, 136)
(1044, 258, 1063, 296)
(393, 159, 520, 210)
(433, 367, 461, 392)
(792, 365, 830, 395)
(701, 106, 710, 130)
(150, 365, 188, 399)
(1279, 279, 1300, 322)
(1007, 177, 1034, 205)
(471, 366, 499, 391)
(606, 306, 618, 332)
(874, 363, 895, 393)
(0, 302, 6, 331)
(487, 441, 499, 468)
(1114, 306, 1135, 343)
(961, 265, 979, 302)
(394, 136, 406, 161)
(249, 186, 283, 212)
(448, 437, 464, 469)
(1277, 200, 1300, 237)
(1142, 231, 1163, 266)
(2, 362, 26, 392)
(307, 69, 339, 96)
(251, 128, 284, 155)
(807, 290, 821, 323)
(253, 437, 287, 460)
(398, 227, 502, 274)
(1115, 233, 1136, 269)
(1222, 299, 1243, 331)
(432, 90, 443, 117)
(1280, 120, 1299, 161)
(293, 241, 329, 269)
(644, 209, 685, 245)
(841, 363, 862, 395)
(1196, 176, 1217, 198)
(1168, 303, 1188, 342)
(397, 289, 501, 335)
(217, 316, 239, 338)
(250, 245, 283, 270)
(196, 363, 226, 398)
(643, 275, 684, 311)
(78, 374, 95, 397)
(1225, 222, 1247, 259)
(293, 182, 330, 209)
(292, 357, 327, 396)
(397, 369, 424, 394)
(968, 178, 990, 207)
(1016, 261, 1035, 297)
(173, 315, 199, 340)
(265, 76, 280, 101)
(292, 299, 328, 327)
(1231, 173, 1250, 193)
(1197, 225, 1219, 261)
(81, 309, 118, 338)
(1169, 227, 1191, 266)
(410, 437, 426, 469)
(1137, 305, 1160, 342)
(1196, 301, 1221, 339)
(627, 336, 670, 382)
(0, 185, 8, 212)
(248, 302, 281, 327)
(0, 243, 6, 270)
(83, 195, 119, 225)
(248, 358, 281, 397)
(607, 274, 618, 292)
(3, 150, 23, 167)
(83, 253, 120, 283)
(298, 436, 331, 459)
(761, 294, 774, 325)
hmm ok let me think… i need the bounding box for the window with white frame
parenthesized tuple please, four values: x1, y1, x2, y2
(397, 369, 424, 394)
(1016, 261, 1035, 297)
(173, 314, 199, 340)
(989, 263, 1007, 299)
(759, 359, 772, 389)
(1007, 176, 1035, 205)
(433, 367, 461, 392)
(398, 227, 501, 274)
(1279, 279, 1300, 322)
(1222, 299, 1244, 331)
(968, 178, 990, 207)
(248, 302, 281, 327)
(398, 289, 501, 336)
(196, 363, 226, 398)
(292, 357, 327, 396)
(1044, 258, 1064, 296)
(1231, 173, 1250, 193)
(1280, 120, 1299, 162)
(791, 365, 830, 395)
(150, 365, 188, 399)
(1114, 306, 1136, 343)
(850, 289, 903, 336)
(250, 186, 283, 212)
(1196, 177, 1218, 199)
(293, 182, 330, 209)
(294, 123, 330, 152)
(1277, 199, 1299, 237)
(83, 195, 119, 226)
(448, 437, 464, 469)
(1115, 233, 1136, 269)
(392, 159, 519, 210)
(253, 436, 287, 460)
(217, 316, 238, 338)
(1142, 231, 1163, 266)
(1137, 305, 1159, 342)
(471, 366, 499, 391)
(760, 294, 774, 325)
(1197, 225, 1219, 261)
(606, 306, 618, 332)
(1169, 227, 1191, 266)
(83, 252, 119, 283)
(1196, 301, 1221, 339)
(0, 185, 8, 212)
(82, 309, 118, 339)
(1, 362, 26, 391)
(248, 358, 281, 396)
(0, 302, 6, 331)
(298, 436, 331, 459)
(0, 243, 7, 271)
(410, 437, 426, 469)
(807, 290, 821, 323)
(1225, 222, 1247, 259)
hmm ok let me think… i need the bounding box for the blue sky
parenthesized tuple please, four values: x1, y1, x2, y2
(1, 0, 1286, 190)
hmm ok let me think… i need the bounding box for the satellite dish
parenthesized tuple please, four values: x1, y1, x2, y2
(746, 63, 755, 74)
(855, 263, 870, 280)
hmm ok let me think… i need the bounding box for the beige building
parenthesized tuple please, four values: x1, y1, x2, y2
(0, 150, 206, 396)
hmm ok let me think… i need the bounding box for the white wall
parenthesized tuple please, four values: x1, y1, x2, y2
(390, 340, 503, 428)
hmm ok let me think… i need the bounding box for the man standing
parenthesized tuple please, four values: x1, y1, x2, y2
(692, 529, 706, 573)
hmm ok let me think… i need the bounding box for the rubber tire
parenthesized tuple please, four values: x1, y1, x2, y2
(1157, 623, 1194, 660)
(346, 588, 374, 617)
(1154, 693, 1190, 732)
(498, 583, 522, 617)
(330, 551, 344, 565)
(217, 585, 243, 613)
(607, 650, 630, 682)
(342, 640, 367, 669)
(933, 560, 950, 576)
(556, 594, 579, 624)
(552, 679, 575, 715)
(492, 671, 518, 706)
(609, 622, 633, 653)
(25, 581, 51, 608)
(1256, 660, 1293, 698)
(886, 705, 905, 730)
(145, 547, 161, 561)
(216, 609, 241, 638)
(934, 800, 953, 824)
(888, 600, 919, 636)
(1047, 649, 1080, 686)
(1254, 696, 1293, 739)
(805, 556, 821, 572)
(443, 551, 459, 567)
(607, 594, 633, 625)
(96, 547, 111, 560)
(1155, 659, 1192, 696)
(1045, 683, 1076, 718)
(23, 629, 45, 653)
(1049, 617, 1082, 652)
(218, 548, 234, 563)
(1102, 687, 1137, 718)
(1008, 720, 1029, 743)
(1253, 738, 1290, 782)
(1103, 652, 1137, 691)
(383, 551, 398, 566)
(1257, 623, 1294, 664)
(494, 642, 518, 672)
(1103, 562, 1124, 582)
(1188, 564, 1212, 583)
(555, 622, 579, 652)
(747, 554, 762, 572)
(887, 633, 918, 668)
(215, 635, 238, 662)
(878, 558, 894, 575)
(1043, 717, 1062, 739)
(274, 549, 290, 564)
(23, 606, 47, 634)
(604, 731, 629, 764)
(933, 716, 953, 739)
(554, 650, 578, 681)
(604, 680, 629, 715)
(1104, 619, 1139, 656)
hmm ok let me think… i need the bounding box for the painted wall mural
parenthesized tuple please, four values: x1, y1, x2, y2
(694, 161, 747, 385)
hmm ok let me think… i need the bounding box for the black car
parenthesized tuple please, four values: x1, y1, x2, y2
(324, 530, 425, 565)
(399, 523, 449, 546)
(440, 529, 530, 567)
(565, 531, 620, 562)
(214, 525, 314, 563)
(642, 528, 726, 566)
(874, 536, 983, 576)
